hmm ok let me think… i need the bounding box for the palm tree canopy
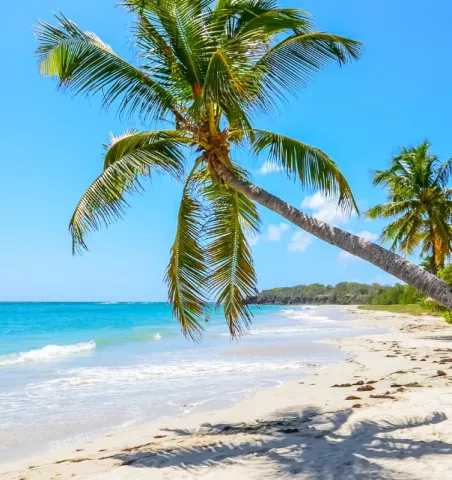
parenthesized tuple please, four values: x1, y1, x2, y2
(366, 141, 452, 269)
(35, 0, 361, 339)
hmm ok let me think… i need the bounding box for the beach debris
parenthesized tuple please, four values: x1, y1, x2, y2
(281, 427, 299, 434)
(396, 388, 405, 392)
(331, 383, 352, 388)
(391, 382, 422, 388)
(154, 434, 167, 439)
(366, 380, 377, 384)
(353, 380, 365, 386)
(345, 396, 361, 400)
(370, 394, 396, 400)
(437, 370, 447, 377)
(439, 358, 452, 364)
(357, 385, 375, 392)
(352, 404, 362, 408)
(386, 355, 397, 357)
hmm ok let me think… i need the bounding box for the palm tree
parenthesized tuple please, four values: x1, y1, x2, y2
(35, 0, 452, 338)
(366, 142, 452, 274)
(420, 256, 437, 274)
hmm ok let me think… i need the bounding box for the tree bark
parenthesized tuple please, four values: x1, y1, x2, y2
(215, 163, 452, 309)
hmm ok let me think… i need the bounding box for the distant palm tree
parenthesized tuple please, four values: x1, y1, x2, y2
(420, 256, 437, 274)
(366, 142, 452, 274)
(35, 1, 452, 338)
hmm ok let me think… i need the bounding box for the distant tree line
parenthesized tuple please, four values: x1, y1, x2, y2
(246, 282, 423, 306)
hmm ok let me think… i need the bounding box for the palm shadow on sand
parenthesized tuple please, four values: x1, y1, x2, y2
(113, 406, 452, 479)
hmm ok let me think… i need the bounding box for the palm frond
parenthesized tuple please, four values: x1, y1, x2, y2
(251, 129, 357, 214)
(433, 158, 452, 188)
(201, 28, 265, 117)
(380, 212, 423, 255)
(70, 131, 185, 253)
(208, 0, 279, 37)
(134, 13, 192, 100)
(35, 14, 175, 120)
(134, 0, 211, 90)
(166, 159, 210, 341)
(238, 7, 312, 36)
(364, 200, 417, 220)
(253, 32, 361, 109)
(203, 167, 260, 337)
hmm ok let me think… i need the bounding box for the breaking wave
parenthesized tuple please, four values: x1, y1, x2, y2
(0, 341, 96, 367)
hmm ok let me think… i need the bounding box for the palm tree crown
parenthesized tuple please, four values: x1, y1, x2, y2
(35, 0, 362, 339)
(366, 141, 452, 272)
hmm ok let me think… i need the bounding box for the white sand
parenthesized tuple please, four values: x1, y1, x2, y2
(2, 306, 452, 479)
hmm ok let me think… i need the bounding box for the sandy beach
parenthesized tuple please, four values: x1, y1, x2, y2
(3, 306, 452, 479)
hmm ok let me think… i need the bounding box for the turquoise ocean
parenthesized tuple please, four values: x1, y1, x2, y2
(0, 302, 373, 462)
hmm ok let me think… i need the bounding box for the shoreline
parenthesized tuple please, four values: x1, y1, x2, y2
(3, 306, 452, 479)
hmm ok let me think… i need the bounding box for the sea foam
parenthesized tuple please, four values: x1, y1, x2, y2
(0, 341, 96, 367)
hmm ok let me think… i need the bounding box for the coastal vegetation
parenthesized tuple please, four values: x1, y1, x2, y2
(35, 0, 452, 337)
(247, 282, 422, 306)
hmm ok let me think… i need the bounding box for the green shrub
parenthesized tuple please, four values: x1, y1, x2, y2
(438, 265, 452, 286)
(442, 311, 452, 324)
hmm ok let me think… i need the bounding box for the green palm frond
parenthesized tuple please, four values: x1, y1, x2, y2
(254, 32, 361, 108)
(204, 168, 260, 337)
(433, 158, 452, 188)
(201, 29, 266, 118)
(135, 0, 211, 90)
(380, 212, 424, 255)
(103, 130, 191, 170)
(35, 14, 175, 120)
(166, 160, 209, 341)
(398, 215, 425, 257)
(251, 130, 357, 213)
(238, 7, 312, 36)
(209, 0, 278, 37)
(365, 200, 417, 220)
(70, 132, 185, 253)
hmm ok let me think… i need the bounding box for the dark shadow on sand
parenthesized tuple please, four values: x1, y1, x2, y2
(111, 406, 451, 479)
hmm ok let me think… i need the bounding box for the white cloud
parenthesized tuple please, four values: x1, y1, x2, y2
(257, 161, 283, 175)
(338, 230, 379, 262)
(246, 233, 260, 247)
(301, 191, 356, 226)
(267, 223, 290, 242)
(356, 230, 378, 242)
(288, 231, 314, 252)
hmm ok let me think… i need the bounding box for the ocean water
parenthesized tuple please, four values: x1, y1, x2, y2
(0, 302, 370, 462)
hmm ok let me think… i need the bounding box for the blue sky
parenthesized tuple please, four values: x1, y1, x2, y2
(1, 0, 451, 301)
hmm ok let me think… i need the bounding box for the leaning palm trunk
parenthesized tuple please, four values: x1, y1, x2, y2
(215, 162, 452, 309)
